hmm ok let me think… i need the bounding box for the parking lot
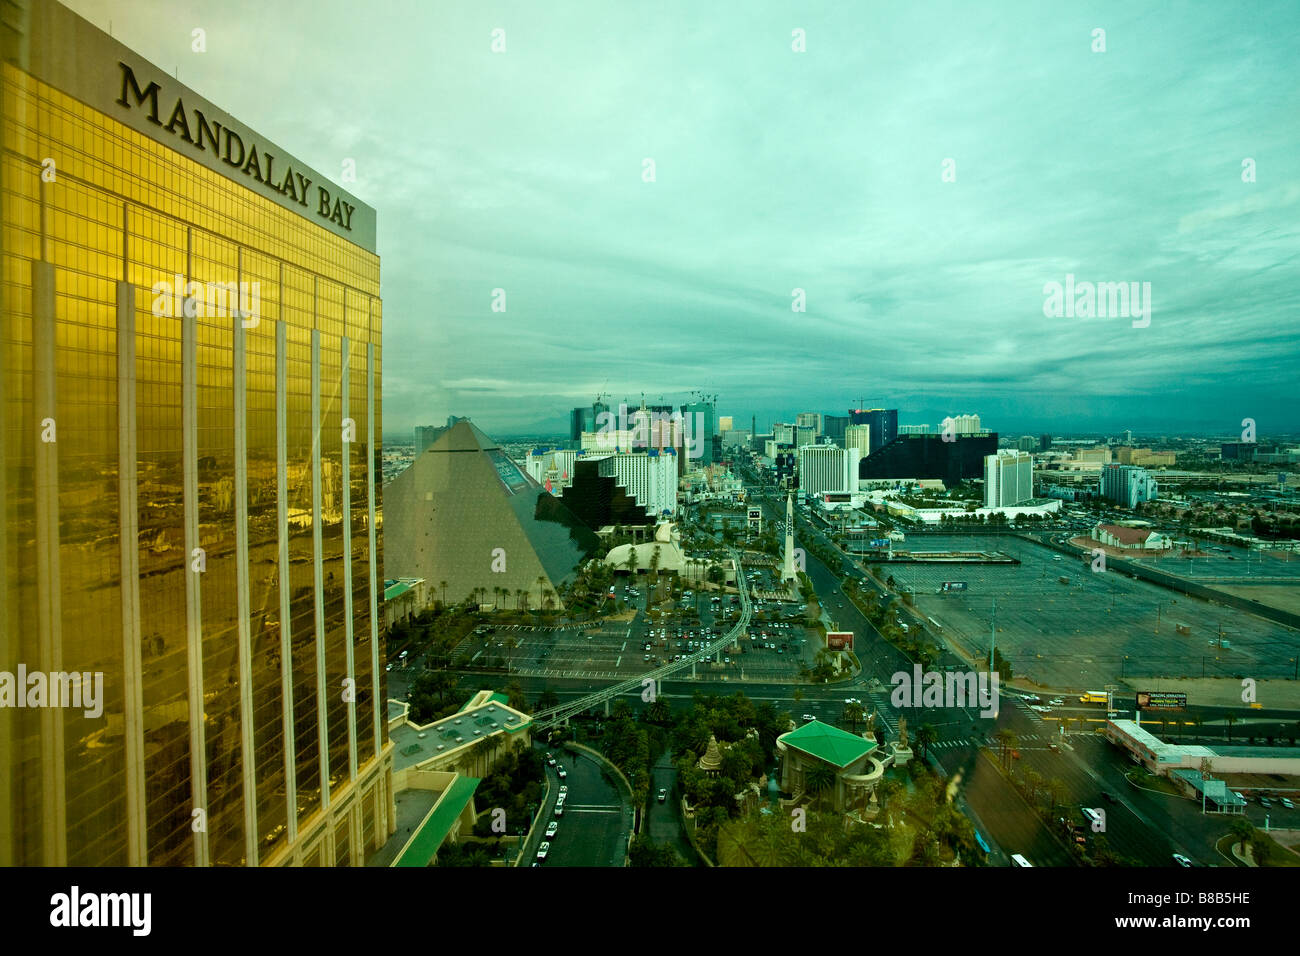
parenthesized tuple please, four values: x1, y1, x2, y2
(883, 534, 1300, 689)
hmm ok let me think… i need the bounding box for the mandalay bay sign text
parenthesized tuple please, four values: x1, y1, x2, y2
(116, 62, 358, 234)
(21, 0, 376, 247)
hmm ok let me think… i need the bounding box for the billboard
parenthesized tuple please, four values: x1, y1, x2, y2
(1135, 691, 1187, 711)
(747, 508, 762, 520)
(869, 538, 890, 548)
(826, 631, 854, 650)
(940, 581, 968, 592)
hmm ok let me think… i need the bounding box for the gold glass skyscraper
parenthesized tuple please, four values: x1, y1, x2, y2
(1, 0, 391, 865)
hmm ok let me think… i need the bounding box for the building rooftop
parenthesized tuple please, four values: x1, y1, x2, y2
(781, 720, 877, 768)
(390, 694, 531, 771)
(393, 775, 480, 867)
(1097, 524, 1158, 545)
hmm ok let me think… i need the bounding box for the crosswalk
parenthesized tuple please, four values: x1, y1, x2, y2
(929, 731, 1078, 750)
(1010, 698, 1045, 722)
(495, 622, 601, 632)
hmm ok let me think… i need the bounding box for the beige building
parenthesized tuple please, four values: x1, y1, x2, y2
(776, 720, 886, 813)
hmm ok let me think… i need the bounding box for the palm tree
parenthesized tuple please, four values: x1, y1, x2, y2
(1047, 778, 1068, 812)
(915, 724, 938, 761)
(994, 728, 1014, 765)
(842, 701, 865, 732)
(805, 762, 837, 810)
(439, 580, 447, 607)
(1229, 818, 1255, 856)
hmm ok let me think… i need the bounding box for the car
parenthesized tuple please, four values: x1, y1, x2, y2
(537, 841, 551, 860)
(552, 803, 563, 817)
(385, 663, 393, 672)
(657, 788, 667, 803)
(802, 713, 816, 722)
(1172, 853, 1192, 867)
(1048, 698, 1064, 706)
(557, 766, 567, 779)
(1259, 796, 1272, 808)
(559, 785, 568, 796)
(545, 753, 556, 766)
(1282, 797, 1296, 810)
(545, 821, 558, 837)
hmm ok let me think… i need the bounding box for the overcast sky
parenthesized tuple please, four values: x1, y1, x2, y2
(68, 0, 1300, 439)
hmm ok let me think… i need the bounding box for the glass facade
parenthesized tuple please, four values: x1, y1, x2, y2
(1, 1, 390, 866)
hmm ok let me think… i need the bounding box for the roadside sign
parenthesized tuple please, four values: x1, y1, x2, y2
(1135, 691, 1186, 711)
(940, 581, 967, 592)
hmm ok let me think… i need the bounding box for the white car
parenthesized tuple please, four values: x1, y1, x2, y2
(557, 766, 567, 779)
(537, 841, 551, 860)
(1172, 853, 1192, 867)
(545, 821, 559, 837)
(559, 785, 568, 796)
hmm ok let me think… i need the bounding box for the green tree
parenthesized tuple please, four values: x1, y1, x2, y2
(915, 724, 938, 761)
(805, 763, 837, 810)
(1229, 818, 1255, 856)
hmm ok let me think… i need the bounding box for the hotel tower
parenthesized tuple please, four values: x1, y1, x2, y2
(1, 0, 392, 865)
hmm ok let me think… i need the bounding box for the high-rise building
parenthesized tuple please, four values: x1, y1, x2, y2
(718, 415, 734, 432)
(848, 408, 897, 454)
(680, 400, 715, 467)
(795, 425, 818, 447)
(2, 0, 386, 866)
(773, 422, 795, 445)
(568, 402, 610, 442)
(821, 414, 848, 445)
(845, 424, 871, 457)
(415, 425, 443, 454)
(1040, 434, 1053, 452)
(943, 413, 982, 435)
(796, 412, 823, 433)
(984, 451, 1034, 507)
(797, 445, 860, 496)
(898, 424, 933, 435)
(1100, 464, 1159, 508)
(859, 433, 997, 487)
(1016, 435, 1038, 451)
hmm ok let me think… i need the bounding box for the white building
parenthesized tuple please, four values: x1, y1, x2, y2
(1100, 464, 1158, 508)
(845, 424, 871, 457)
(525, 447, 581, 492)
(985, 450, 1033, 507)
(1093, 523, 1172, 550)
(591, 450, 678, 518)
(773, 422, 795, 444)
(798, 444, 861, 496)
(795, 425, 819, 447)
(945, 413, 982, 435)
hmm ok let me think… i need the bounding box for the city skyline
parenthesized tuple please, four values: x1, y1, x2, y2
(63, 0, 1300, 438)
